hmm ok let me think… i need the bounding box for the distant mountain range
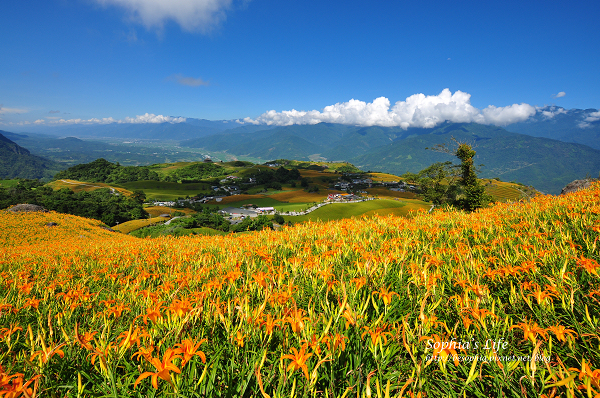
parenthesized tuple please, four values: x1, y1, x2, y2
(5, 107, 600, 193)
(0, 131, 63, 180)
(505, 107, 600, 150)
(20, 106, 600, 147)
(180, 122, 600, 194)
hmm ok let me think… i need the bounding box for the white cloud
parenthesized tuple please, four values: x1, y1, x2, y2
(32, 113, 186, 125)
(538, 106, 567, 119)
(578, 111, 600, 128)
(120, 113, 186, 123)
(244, 89, 536, 129)
(584, 111, 600, 122)
(479, 103, 537, 126)
(95, 0, 235, 33)
(553, 91, 566, 98)
(0, 104, 28, 114)
(168, 73, 209, 87)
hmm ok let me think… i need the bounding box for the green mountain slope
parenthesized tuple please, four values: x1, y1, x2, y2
(0, 132, 64, 180)
(350, 123, 600, 194)
(181, 123, 408, 160)
(506, 107, 600, 150)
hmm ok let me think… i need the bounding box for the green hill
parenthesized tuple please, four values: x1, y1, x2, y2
(0, 131, 64, 180)
(350, 123, 600, 194)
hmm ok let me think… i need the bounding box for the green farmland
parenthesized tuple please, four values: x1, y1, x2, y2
(120, 180, 212, 200)
(285, 198, 431, 222)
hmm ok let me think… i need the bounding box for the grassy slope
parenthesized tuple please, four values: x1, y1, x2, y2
(0, 179, 20, 188)
(47, 179, 134, 196)
(285, 198, 430, 222)
(113, 216, 167, 234)
(120, 180, 212, 200)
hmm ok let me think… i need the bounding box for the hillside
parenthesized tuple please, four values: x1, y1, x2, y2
(1, 183, 598, 396)
(350, 123, 600, 194)
(0, 131, 64, 180)
(4, 131, 215, 166)
(177, 122, 600, 194)
(506, 107, 600, 149)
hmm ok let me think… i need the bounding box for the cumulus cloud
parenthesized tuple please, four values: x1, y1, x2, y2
(0, 104, 28, 114)
(120, 113, 186, 123)
(168, 73, 209, 87)
(32, 113, 186, 125)
(243, 89, 536, 129)
(553, 91, 566, 98)
(95, 0, 235, 33)
(579, 110, 600, 128)
(538, 106, 567, 119)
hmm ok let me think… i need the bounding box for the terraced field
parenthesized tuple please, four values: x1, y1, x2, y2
(47, 179, 134, 196)
(143, 206, 196, 218)
(482, 179, 536, 201)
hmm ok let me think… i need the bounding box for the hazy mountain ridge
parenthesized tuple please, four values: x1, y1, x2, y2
(5, 107, 600, 194)
(0, 131, 64, 180)
(505, 107, 600, 149)
(349, 123, 600, 194)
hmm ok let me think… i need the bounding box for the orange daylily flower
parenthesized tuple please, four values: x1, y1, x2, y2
(0, 325, 22, 341)
(361, 325, 392, 346)
(234, 330, 245, 347)
(174, 338, 207, 367)
(281, 344, 313, 380)
(168, 298, 193, 318)
(0, 366, 39, 398)
(373, 287, 399, 306)
(134, 349, 182, 390)
(510, 319, 548, 344)
(569, 359, 600, 396)
(322, 333, 347, 353)
(546, 324, 578, 343)
(117, 326, 148, 350)
(261, 314, 282, 335)
(577, 256, 600, 276)
(341, 305, 357, 329)
(132, 345, 155, 363)
(285, 306, 309, 334)
(142, 302, 163, 324)
(30, 342, 67, 364)
(350, 277, 366, 290)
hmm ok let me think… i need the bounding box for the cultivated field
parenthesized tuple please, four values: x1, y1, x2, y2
(285, 199, 430, 222)
(2, 184, 598, 396)
(143, 206, 196, 218)
(120, 181, 211, 201)
(112, 216, 168, 234)
(47, 179, 134, 196)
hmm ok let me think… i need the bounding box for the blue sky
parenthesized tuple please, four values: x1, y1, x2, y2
(1, 0, 599, 128)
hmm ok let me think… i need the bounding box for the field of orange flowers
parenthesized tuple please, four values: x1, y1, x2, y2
(1, 183, 599, 397)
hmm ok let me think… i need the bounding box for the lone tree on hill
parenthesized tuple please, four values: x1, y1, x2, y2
(454, 143, 489, 211)
(424, 139, 491, 212)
